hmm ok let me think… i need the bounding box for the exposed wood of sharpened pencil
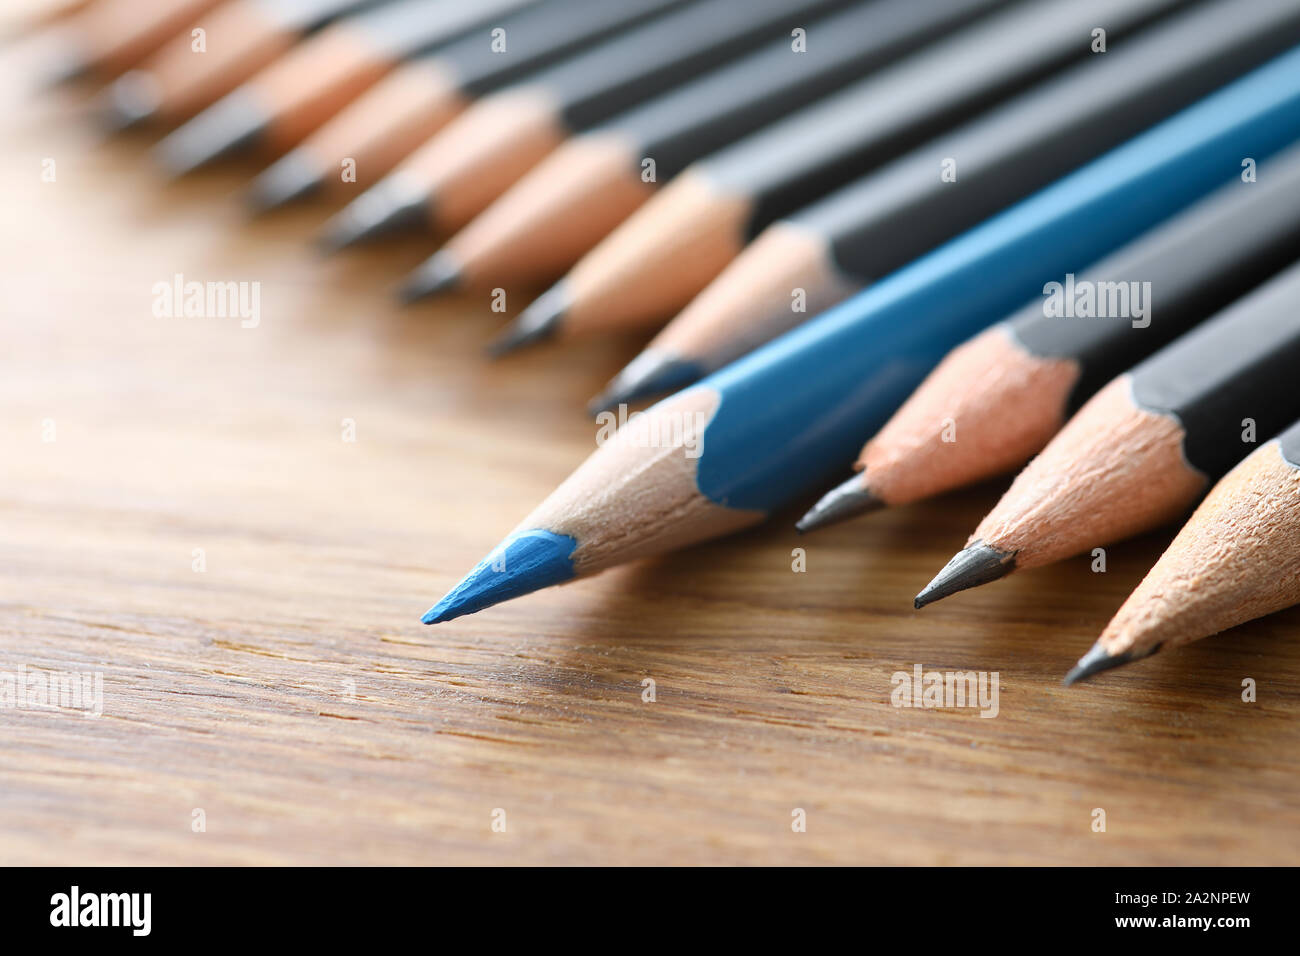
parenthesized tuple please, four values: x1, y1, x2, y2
(795, 138, 1300, 532)
(153, 0, 538, 176)
(43, 0, 221, 83)
(482, 169, 754, 352)
(309, 0, 712, 241)
(99, 0, 393, 130)
(376, 0, 853, 230)
(494, 0, 1189, 351)
(385, 0, 1010, 290)
(1067, 422, 1300, 684)
(436, 0, 1024, 295)
(916, 261, 1300, 609)
(245, 0, 587, 206)
(11, 0, 94, 33)
(259, 0, 852, 204)
(600, 0, 1300, 409)
(401, 131, 654, 301)
(418, 49, 1300, 624)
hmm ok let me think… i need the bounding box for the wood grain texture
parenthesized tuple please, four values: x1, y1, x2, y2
(2, 47, 1299, 866)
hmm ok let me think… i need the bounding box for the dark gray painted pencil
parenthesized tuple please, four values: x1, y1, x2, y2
(598, 0, 1300, 410)
(249, 0, 855, 213)
(490, 0, 1188, 355)
(798, 140, 1300, 533)
(917, 260, 1300, 609)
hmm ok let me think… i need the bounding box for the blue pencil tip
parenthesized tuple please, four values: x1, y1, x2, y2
(421, 529, 578, 624)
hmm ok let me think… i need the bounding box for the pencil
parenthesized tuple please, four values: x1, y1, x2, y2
(916, 259, 1300, 610)
(10, 0, 94, 34)
(416, 47, 1300, 624)
(592, 0, 1300, 410)
(305, 0, 706, 241)
(1066, 417, 1300, 684)
(99, 0, 394, 131)
(42, 0, 221, 85)
(250, 0, 853, 212)
(799, 141, 1300, 532)
(248, 0, 694, 216)
(325, 0, 1004, 257)
(413, 0, 1164, 303)
(153, 0, 536, 177)
(490, 0, 1191, 354)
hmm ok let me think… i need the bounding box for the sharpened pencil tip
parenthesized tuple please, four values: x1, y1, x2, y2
(154, 90, 267, 177)
(99, 70, 162, 133)
(246, 150, 324, 213)
(315, 174, 430, 254)
(397, 252, 462, 304)
(586, 349, 705, 416)
(487, 283, 571, 357)
(1063, 640, 1159, 685)
(914, 540, 1016, 609)
(40, 42, 90, 88)
(796, 473, 882, 533)
(421, 529, 578, 624)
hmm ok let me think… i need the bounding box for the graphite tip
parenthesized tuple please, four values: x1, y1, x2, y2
(914, 540, 1016, 609)
(40, 40, 90, 88)
(397, 251, 463, 304)
(1063, 640, 1159, 685)
(795, 473, 883, 533)
(586, 349, 704, 416)
(246, 149, 325, 213)
(486, 284, 571, 357)
(315, 174, 429, 254)
(99, 70, 162, 133)
(154, 89, 267, 177)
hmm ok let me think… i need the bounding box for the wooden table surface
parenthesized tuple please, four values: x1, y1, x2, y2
(3, 38, 1298, 867)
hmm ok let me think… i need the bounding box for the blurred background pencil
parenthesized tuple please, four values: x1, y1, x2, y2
(323, 0, 1003, 255)
(249, 0, 856, 211)
(416, 51, 1300, 624)
(3, 0, 95, 38)
(413, 0, 1185, 305)
(99, 0, 398, 131)
(251, 0, 704, 210)
(489, 0, 1193, 354)
(41, 0, 221, 85)
(592, 0, 1300, 409)
(799, 142, 1300, 532)
(153, 0, 547, 177)
(1067, 417, 1300, 684)
(916, 259, 1300, 610)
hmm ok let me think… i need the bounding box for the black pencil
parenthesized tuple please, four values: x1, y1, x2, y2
(153, 0, 543, 177)
(250, 0, 856, 211)
(324, 0, 1005, 256)
(592, 0, 1300, 408)
(916, 258, 1300, 609)
(489, 0, 1191, 353)
(797, 140, 1300, 532)
(100, 0, 393, 131)
(235, 0, 695, 215)
(42, 0, 220, 85)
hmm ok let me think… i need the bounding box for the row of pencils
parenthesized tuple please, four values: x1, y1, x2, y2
(26, 0, 1300, 683)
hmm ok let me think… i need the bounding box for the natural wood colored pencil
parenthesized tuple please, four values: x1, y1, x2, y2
(1068, 424, 1300, 683)
(266, 0, 846, 206)
(917, 261, 1300, 609)
(494, 0, 1191, 355)
(44, 0, 221, 82)
(99, 0, 388, 129)
(592, 0, 1300, 408)
(797, 140, 1300, 532)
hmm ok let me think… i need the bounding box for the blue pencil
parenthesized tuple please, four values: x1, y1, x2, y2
(423, 45, 1300, 625)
